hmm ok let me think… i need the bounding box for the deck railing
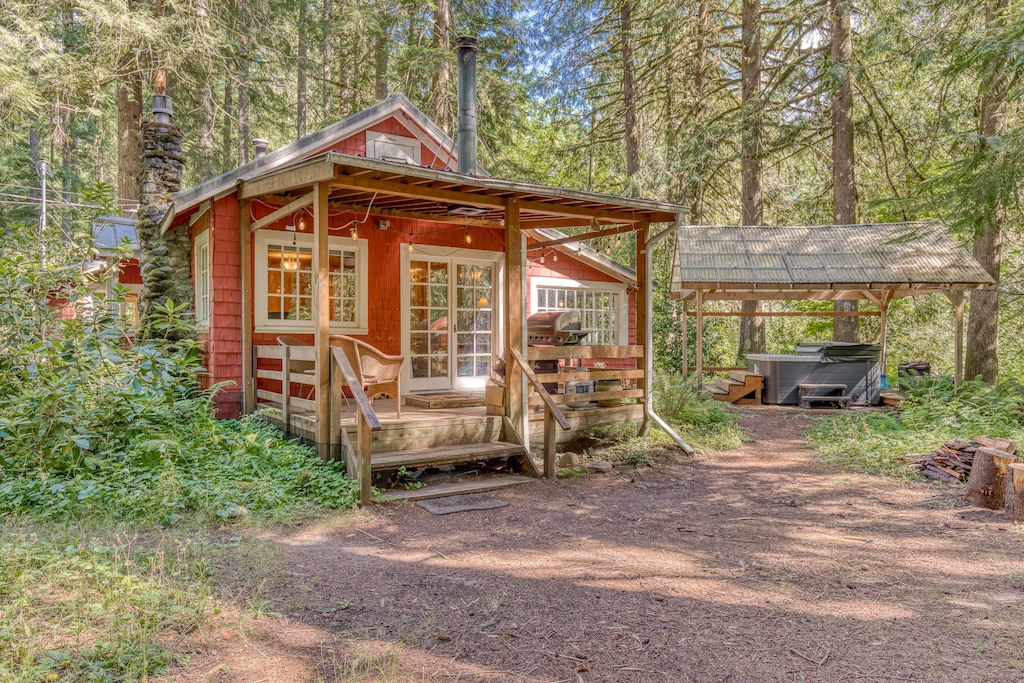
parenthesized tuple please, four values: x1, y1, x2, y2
(525, 344, 646, 406)
(511, 348, 569, 479)
(253, 343, 380, 505)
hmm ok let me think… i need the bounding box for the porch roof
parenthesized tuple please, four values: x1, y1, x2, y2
(163, 151, 685, 234)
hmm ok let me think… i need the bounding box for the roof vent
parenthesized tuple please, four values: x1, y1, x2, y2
(253, 138, 270, 159)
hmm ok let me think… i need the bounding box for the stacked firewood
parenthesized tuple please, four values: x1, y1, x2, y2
(904, 436, 1017, 484)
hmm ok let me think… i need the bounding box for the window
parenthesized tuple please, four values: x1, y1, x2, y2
(366, 131, 421, 165)
(194, 231, 210, 327)
(255, 231, 368, 333)
(534, 281, 624, 346)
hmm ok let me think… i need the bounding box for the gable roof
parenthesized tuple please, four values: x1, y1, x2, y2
(671, 222, 993, 298)
(168, 94, 477, 221)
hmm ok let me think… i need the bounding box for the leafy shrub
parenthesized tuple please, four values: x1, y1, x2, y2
(652, 372, 744, 450)
(807, 377, 1024, 475)
(0, 250, 359, 522)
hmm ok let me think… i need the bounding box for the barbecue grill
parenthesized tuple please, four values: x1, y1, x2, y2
(526, 310, 590, 346)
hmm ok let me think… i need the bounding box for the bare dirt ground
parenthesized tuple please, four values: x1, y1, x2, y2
(166, 406, 1024, 682)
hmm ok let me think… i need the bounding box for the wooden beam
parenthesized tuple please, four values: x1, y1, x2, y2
(188, 200, 211, 227)
(240, 199, 255, 413)
(240, 159, 336, 199)
(878, 290, 894, 375)
(250, 192, 314, 231)
(525, 223, 638, 249)
(332, 174, 507, 210)
(326, 201, 505, 229)
(699, 310, 881, 317)
(505, 197, 526, 442)
(313, 181, 331, 459)
(680, 299, 688, 381)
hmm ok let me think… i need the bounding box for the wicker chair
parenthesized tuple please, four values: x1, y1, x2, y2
(330, 335, 405, 418)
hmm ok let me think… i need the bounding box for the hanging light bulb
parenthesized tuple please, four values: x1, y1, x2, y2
(540, 251, 546, 265)
(465, 229, 472, 245)
(605, 242, 612, 255)
(552, 250, 558, 262)
(351, 225, 359, 240)
(408, 241, 414, 253)
(615, 233, 622, 247)
(298, 215, 306, 232)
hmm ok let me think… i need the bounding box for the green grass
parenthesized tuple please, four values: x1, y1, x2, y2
(0, 523, 214, 682)
(806, 378, 1024, 476)
(653, 373, 744, 451)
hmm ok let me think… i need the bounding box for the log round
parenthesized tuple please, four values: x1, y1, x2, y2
(1005, 463, 1024, 523)
(965, 447, 1019, 509)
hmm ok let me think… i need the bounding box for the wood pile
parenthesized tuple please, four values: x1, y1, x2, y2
(906, 436, 1024, 522)
(905, 436, 1017, 484)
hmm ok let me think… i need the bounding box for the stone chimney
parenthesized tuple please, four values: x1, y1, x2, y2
(456, 36, 479, 176)
(136, 93, 192, 340)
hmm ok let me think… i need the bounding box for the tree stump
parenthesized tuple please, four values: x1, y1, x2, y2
(965, 447, 1019, 509)
(1005, 463, 1024, 522)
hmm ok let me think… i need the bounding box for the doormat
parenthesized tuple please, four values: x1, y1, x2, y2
(405, 393, 484, 409)
(416, 493, 509, 515)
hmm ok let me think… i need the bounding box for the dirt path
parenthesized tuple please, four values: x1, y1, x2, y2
(171, 406, 1024, 682)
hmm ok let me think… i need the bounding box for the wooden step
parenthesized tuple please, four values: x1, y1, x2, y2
(706, 385, 728, 395)
(729, 369, 761, 383)
(377, 475, 537, 502)
(715, 377, 742, 392)
(370, 441, 524, 471)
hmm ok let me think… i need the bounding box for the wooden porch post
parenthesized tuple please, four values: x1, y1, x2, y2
(313, 181, 331, 459)
(240, 198, 254, 413)
(695, 289, 704, 389)
(878, 290, 893, 378)
(636, 222, 652, 437)
(504, 198, 526, 441)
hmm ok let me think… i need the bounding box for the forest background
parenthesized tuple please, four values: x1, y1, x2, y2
(1, 0, 1022, 382)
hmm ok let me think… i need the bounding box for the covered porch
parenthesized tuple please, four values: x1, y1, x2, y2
(237, 152, 687, 503)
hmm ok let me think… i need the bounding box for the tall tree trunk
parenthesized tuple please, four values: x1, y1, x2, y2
(29, 128, 40, 200)
(374, 29, 389, 100)
(322, 0, 332, 123)
(831, 0, 859, 342)
(297, 0, 308, 138)
(690, 0, 709, 224)
(117, 74, 143, 207)
(222, 80, 234, 169)
(621, 1, 640, 193)
(738, 0, 764, 358)
(198, 80, 216, 181)
(238, 73, 250, 165)
(429, 0, 451, 127)
(965, 0, 1010, 384)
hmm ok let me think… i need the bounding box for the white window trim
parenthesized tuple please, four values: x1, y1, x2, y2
(254, 230, 369, 335)
(529, 275, 628, 346)
(365, 131, 422, 165)
(194, 230, 211, 331)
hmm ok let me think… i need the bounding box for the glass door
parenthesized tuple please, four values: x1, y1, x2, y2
(408, 257, 494, 392)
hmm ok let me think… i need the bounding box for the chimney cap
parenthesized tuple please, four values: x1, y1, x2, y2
(253, 138, 270, 158)
(455, 35, 479, 53)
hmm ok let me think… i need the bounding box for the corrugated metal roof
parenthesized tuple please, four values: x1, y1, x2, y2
(672, 222, 993, 290)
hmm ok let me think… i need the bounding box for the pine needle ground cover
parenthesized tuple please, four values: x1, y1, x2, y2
(806, 379, 1024, 476)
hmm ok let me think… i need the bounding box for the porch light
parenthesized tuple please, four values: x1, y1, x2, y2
(540, 251, 546, 265)
(298, 215, 306, 231)
(408, 242, 414, 253)
(552, 250, 558, 262)
(464, 229, 472, 245)
(351, 225, 359, 240)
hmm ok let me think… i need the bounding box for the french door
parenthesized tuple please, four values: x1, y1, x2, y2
(404, 250, 500, 392)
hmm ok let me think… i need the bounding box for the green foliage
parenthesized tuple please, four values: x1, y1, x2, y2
(807, 378, 1024, 476)
(0, 527, 211, 682)
(652, 372, 743, 450)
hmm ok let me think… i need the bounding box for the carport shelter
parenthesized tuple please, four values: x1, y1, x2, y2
(669, 222, 995, 384)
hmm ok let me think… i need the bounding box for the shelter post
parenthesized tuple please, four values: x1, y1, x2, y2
(240, 198, 254, 413)
(680, 299, 688, 381)
(505, 198, 526, 441)
(878, 290, 893, 377)
(946, 291, 965, 387)
(313, 181, 331, 459)
(695, 289, 704, 389)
